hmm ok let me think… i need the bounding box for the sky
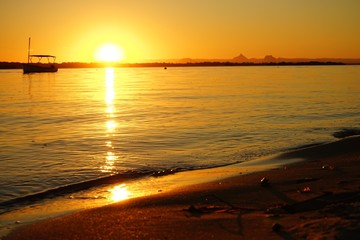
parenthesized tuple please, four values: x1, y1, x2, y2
(1, 0, 360, 63)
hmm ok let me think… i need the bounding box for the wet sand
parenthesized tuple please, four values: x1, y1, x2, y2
(3, 136, 360, 240)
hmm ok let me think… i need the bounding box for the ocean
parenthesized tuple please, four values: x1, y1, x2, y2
(0, 66, 359, 212)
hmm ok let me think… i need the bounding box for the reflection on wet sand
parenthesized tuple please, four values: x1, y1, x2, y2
(109, 184, 130, 202)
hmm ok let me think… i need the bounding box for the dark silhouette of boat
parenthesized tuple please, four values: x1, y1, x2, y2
(23, 38, 58, 74)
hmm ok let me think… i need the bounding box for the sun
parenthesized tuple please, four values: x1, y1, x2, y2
(95, 43, 125, 62)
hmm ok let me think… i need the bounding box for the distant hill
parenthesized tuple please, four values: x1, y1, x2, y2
(232, 54, 248, 62)
(173, 54, 360, 64)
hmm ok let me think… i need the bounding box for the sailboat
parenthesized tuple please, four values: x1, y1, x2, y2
(23, 38, 58, 74)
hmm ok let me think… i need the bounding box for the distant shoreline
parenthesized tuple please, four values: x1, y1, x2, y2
(1, 61, 359, 69)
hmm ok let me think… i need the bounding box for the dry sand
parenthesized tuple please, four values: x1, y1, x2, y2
(3, 136, 360, 240)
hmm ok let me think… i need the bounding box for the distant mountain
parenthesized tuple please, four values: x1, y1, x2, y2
(172, 54, 360, 64)
(232, 54, 249, 62)
(263, 55, 277, 62)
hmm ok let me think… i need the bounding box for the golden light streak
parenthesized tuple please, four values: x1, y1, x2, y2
(101, 67, 118, 173)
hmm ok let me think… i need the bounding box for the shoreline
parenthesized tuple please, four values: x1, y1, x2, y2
(0, 145, 303, 237)
(0, 135, 323, 228)
(2, 136, 360, 239)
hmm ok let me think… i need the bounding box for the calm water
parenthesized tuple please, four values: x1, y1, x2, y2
(0, 66, 359, 206)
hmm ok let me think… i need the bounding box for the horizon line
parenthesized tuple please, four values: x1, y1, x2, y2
(2, 55, 360, 65)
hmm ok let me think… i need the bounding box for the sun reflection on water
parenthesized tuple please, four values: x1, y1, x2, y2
(105, 68, 115, 105)
(106, 120, 117, 133)
(100, 68, 118, 174)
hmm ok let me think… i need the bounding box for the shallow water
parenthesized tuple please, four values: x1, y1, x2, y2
(0, 66, 359, 206)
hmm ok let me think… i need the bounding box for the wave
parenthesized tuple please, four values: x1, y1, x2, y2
(4, 128, 351, 213)
(333, 128, 360, 139)
(0, 170, 152, 214)
(285, 142, 326, 152)
(0, 161, 241, 214)
(2, 129, 357, 214)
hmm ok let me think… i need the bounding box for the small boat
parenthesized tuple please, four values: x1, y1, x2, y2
(23, 38, 58, 74)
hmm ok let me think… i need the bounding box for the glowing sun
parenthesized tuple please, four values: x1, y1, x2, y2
(95, 43, 124, 62)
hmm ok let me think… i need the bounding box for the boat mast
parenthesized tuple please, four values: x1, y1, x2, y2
(27, 37, 31, 63)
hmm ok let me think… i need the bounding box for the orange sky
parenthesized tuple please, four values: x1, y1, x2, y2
(1, 0, 360, 63)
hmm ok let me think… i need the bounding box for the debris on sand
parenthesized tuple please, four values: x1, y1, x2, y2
(260, 177, 270, 187)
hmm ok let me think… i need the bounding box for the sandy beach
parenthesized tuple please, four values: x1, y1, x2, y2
(3, 136, 360, 240)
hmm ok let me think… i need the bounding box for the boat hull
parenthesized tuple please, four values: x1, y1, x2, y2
(23, 63, 58, 74)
